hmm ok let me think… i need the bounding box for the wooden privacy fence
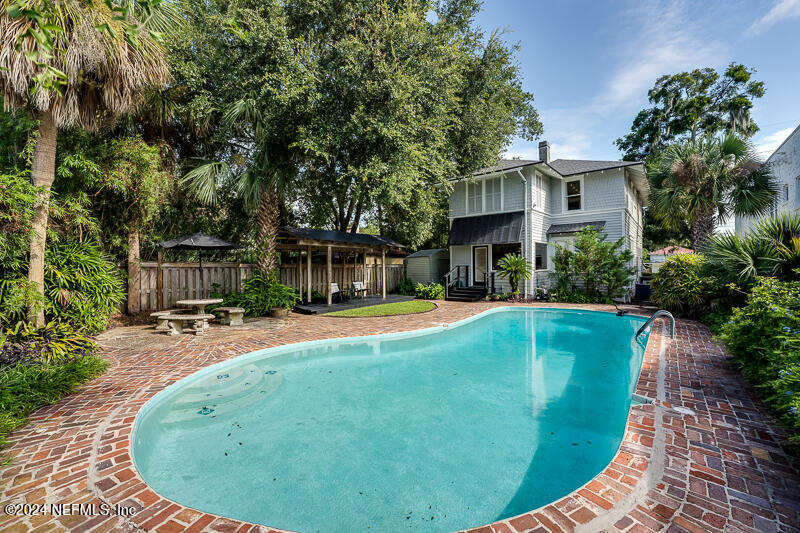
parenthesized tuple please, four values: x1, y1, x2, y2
(131, 262, 406, 312)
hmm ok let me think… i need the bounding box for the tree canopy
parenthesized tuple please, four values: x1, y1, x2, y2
(615, 63, 765, 161)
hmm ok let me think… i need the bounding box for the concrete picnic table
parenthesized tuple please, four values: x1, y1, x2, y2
(175, 298, 223, 329)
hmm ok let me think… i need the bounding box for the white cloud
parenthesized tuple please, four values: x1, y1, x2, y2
(507, 0, 727, 162)
(754, 127, 796, 158)
(597, 1, 725, 111)
(747, 0, 800, 35)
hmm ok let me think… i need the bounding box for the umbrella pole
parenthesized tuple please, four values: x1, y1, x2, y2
(199, 250, 204, 298)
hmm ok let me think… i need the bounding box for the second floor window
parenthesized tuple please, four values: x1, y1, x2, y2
(565, 179, 581, 211)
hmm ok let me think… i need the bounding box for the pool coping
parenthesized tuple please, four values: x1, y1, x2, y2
(113, 306, 664, 533)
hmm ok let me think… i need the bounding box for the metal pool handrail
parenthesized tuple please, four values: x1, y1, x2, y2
(636, 309, 675, 339)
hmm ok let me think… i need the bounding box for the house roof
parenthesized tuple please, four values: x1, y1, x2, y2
(278, 226, 405, 249)
(471, 159, 540, 177)
(548, 159, 643, 176)
(546, 221, 606, 235)
(650, 246, 693, 256)
(406, 248, 446, 258)
(448, 211, 524, 246)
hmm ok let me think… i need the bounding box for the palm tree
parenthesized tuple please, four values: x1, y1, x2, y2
(496, 253, 531, 296)
(0, 0, 175, 325)
(705, 213, 800, 284)
(182, 98, 296, 273)
(648, 135, 777, 250)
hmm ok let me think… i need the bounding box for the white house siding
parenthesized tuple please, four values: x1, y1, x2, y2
(584, 169, 625, 211)
(503, 173, 525, 211)
(737, 125, 800, 236)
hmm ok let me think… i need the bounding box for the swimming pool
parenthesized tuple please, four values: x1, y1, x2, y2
(132, 307, 649, 532)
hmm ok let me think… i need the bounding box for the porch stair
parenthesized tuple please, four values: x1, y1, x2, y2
(446, 286, 486, 302)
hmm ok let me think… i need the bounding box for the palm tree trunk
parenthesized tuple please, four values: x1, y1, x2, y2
(256, 187, 280, 272)
(127, 229, 141, 314)
(690, 208, 716, 250)
(28, 112, 58, 326)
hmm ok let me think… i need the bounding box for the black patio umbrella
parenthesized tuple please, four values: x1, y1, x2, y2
(156, 233, 243, 296)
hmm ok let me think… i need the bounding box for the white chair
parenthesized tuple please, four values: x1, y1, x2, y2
(352, 280, 370, 298)
(330, 282, 344, 303)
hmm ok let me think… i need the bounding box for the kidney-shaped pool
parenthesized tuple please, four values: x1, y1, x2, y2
(132, 307, 650, 532)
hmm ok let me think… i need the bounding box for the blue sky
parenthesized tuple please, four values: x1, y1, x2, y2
(474, 0, 800, 162)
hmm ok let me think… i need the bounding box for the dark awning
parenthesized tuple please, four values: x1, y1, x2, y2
(447, 211, 524, 246)
(546, 221, 605, 235)
(157, 233, 243, 250)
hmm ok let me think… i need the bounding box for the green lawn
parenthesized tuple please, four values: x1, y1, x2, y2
(324, 300, 436, 317)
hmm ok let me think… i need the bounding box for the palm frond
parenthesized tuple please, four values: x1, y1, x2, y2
(180, 160, 229, 205)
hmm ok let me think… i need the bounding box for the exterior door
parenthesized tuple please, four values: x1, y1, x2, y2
(473, 246, 488, 285)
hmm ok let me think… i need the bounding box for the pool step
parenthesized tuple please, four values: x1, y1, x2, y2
(160, 364, 283, 425)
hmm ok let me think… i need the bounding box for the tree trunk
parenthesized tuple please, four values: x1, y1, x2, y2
(27, 112, 58, 326)
(690, 208, 716, 251)
(256, 187, 280, 272)
(127, 230, 141, 315)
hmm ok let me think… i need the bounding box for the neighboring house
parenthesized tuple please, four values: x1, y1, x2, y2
(648, 246, 693, 274)
(446, 141, 649, 297)
(736, 124, 800, 236)
(405, 248, 450, 284)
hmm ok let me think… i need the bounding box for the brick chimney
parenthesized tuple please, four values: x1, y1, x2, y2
(538, 140, 550, 163)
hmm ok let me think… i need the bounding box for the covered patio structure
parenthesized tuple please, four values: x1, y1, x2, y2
(276, 226, 406, 307)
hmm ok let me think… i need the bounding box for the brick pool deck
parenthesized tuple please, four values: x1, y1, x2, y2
(1, 301, 798, 533)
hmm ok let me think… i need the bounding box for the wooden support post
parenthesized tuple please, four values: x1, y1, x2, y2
(363, 248, 367, 285)
(296, 251, 302, 297)
(156, 251, 164, 310)
(306, 246, 312, 303)
(381, 248, 386, 299)
(326, 245, 333, 306)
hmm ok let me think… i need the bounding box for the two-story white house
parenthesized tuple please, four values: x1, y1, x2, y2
(736, 124, 800, 236)
(446, 141, 648, 298)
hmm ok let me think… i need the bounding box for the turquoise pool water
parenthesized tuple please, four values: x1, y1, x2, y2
(132, 308, 649, 533)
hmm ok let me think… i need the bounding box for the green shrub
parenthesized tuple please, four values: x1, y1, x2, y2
(718, 277, 800, 444)
(42, 242, 125, 333)
(550, 290, 611, 304)
(551, 227, 634, 301)
(0, 241, 124, 334)
(394, 278, 416, 296)
(414, 282, 444, 300)
(220, 270, 298, 317)
(0, 355, 107, 449)
(0, 321, 94, 366)
(651, 254, 729, 318)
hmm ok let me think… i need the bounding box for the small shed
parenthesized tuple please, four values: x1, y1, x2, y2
(405, 248, 449, 284)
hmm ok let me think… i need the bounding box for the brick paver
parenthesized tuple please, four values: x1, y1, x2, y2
(1, 301, 798, 533)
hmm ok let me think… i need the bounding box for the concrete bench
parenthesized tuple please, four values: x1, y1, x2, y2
(161, 314, 215, 336)
(150, 309, 192, 331)
(214, 307, 245, 326)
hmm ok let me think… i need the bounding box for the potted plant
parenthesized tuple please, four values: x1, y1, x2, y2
(268, 279, 299, 318)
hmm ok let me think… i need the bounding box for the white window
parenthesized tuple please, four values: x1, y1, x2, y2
(783, 183, 789, 202)
(485, 177, 501, 211)
(535, 242, 548, 270)
(565, 178, 582, 211)
(468, 181, 482, 214)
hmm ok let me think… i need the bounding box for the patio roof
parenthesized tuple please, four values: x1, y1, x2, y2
(277, 226, 405, 252)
